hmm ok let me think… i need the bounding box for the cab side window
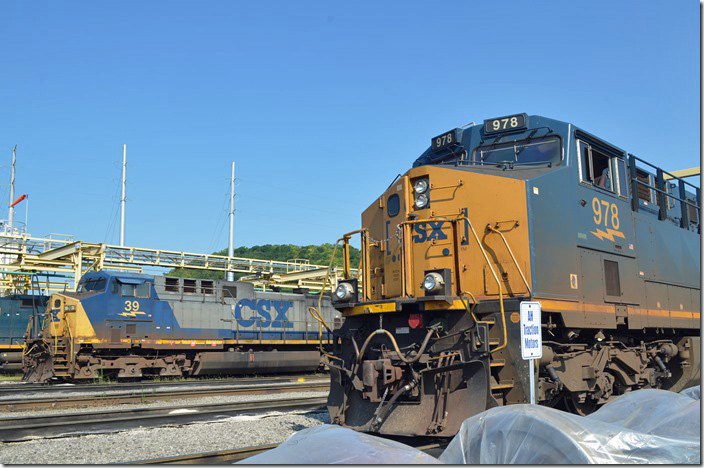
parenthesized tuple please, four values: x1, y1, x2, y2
(118, 282, 150, 298)
(578, 139, 627, 198)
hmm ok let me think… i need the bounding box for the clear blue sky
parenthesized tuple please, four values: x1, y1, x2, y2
(0, 1, 699, 255)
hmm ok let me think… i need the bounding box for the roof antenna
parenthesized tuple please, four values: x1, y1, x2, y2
(460, 121, 476, 128)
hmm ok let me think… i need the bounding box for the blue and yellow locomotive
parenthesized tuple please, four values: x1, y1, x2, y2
(327, 114, 700, 437)
(23, 270, 339, 382)
(0, 294, 48, 372)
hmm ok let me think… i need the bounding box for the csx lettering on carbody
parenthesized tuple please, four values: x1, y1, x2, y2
(412, 221, 448, 243)
(233, 299, 294, 328)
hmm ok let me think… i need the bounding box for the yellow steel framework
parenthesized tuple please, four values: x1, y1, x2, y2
(663, 167, 700, 180)
(0, 233, 348, 294)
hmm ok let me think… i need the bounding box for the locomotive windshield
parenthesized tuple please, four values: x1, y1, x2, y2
(474, 136, 561, 166)
(77, 278, 107, 293)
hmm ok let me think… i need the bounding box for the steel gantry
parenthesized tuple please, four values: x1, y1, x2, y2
(0, 233, 348, 294)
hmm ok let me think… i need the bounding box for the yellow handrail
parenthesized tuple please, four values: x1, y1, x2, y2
(458, 215, 507, 354)
(486, 223, 532, 296)
(64, 314, 74, 364)
(459, 290, 479, 323)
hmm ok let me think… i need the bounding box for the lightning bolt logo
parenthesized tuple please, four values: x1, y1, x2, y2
(590, 228, 625, 242)
(119, 311, 146, 318)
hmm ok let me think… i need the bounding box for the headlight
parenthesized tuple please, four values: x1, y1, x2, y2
(335, 283, 355, 302)
(64, 305, 76, 312)
(413, 179, 429, 194)
(414, 193, 429, 209)
(422, 272, 444, 294)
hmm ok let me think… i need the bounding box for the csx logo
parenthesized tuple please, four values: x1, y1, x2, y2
(412, 221, 447, 243)
(50, 309, 60, 322)
(233, 299, 294, 329)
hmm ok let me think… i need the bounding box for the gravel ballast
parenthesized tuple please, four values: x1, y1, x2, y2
(0, 409, 330, 464)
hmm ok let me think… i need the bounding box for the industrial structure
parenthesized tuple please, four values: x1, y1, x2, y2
(0, 231, 347, 295)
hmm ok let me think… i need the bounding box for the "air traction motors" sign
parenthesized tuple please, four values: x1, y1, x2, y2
(520, 301, 542, 360)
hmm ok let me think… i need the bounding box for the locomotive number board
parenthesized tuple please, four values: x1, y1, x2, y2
(431, 129, 457, 151)
(484, 113, 527, 134)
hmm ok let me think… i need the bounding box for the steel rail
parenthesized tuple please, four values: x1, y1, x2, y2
(127, 444, 280, 464)
(0, 380, 329, 412)
(0, 396, 328, 442)
(129, 440, 449, 464)
(0, 374, 326, 396)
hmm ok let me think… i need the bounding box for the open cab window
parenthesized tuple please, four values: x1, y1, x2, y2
(577, 139, 627, 198)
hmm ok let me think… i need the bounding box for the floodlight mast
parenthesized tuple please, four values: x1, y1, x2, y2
(120, 144, 126, 246)
(227, 161, 235, 281)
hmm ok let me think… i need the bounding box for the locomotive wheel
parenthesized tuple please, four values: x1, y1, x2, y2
(564, 394, 598, 416)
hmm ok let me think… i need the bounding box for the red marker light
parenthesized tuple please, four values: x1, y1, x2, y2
(408, 313, 423, 329)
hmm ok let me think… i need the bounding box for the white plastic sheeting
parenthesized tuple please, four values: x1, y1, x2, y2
(239, 424, 441, 464)
(237, 387, 699, 464)
(439, 386, 701, 464)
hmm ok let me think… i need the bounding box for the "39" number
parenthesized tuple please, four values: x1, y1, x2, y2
(124, 300, 140, 312)
(592, 197, 619, 229)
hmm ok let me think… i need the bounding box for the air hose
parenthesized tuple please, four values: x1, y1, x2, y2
(371, 380, 418, 429)
(357, 327, 434, 364)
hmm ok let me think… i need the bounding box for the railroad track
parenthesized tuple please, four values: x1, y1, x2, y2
(129, 444, 280, 464)
(0, 373, 325, 397)
(0, 395, 328, 442)
(130, 440, 449, 464)
(0, 380, 329, 411)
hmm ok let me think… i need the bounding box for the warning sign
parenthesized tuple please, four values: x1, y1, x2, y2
(520, 301, 542, 360)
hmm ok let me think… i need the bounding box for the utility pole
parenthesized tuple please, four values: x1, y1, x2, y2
(227, 161, 235, 281)
(8, 145, 16, 230)
(120, 144, 127, 246)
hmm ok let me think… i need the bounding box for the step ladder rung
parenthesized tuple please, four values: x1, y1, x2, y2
(489, 359, 506, 368)
(491, 380, 514, 390)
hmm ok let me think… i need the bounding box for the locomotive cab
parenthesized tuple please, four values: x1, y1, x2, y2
(326, 114, 700, 437)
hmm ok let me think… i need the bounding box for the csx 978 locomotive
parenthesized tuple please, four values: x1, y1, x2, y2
(23, 270, 338, 382)
(326, 114, 701, 437)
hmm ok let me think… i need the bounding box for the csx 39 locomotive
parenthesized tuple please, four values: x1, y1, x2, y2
(326, 114, 700, 437)
(23, 270, 338, 382)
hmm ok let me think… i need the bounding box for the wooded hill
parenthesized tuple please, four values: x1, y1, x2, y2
(166, 244, 361, 280)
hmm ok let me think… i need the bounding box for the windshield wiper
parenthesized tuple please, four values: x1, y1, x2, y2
(511, 160, 554, 168)
(523, 128, 538, 145)
(494, 160, 515, 170)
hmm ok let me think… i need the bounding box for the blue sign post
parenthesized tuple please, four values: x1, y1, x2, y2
(520, 301, 542, 405)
